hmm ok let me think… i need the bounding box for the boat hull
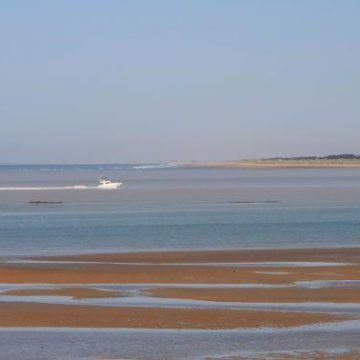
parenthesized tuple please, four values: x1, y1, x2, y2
(97, 182, 122, 190)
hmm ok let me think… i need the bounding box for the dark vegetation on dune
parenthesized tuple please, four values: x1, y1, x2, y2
(265, 154, 360, 161)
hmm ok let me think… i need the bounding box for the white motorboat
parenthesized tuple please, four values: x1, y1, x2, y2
(97, 178, 122, 190)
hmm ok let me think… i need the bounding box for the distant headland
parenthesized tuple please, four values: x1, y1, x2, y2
(182, 154, 360, 168)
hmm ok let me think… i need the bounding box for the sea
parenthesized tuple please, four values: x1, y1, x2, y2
(0, 164, 360, 256)
(1, 164, 360, 360)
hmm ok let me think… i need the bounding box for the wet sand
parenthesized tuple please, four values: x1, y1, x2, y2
(0, 302, 350, 329)
(1, 287, 119, 299)
(146, 286, 360, 303)
(2, 263, 360, 284)
(4, 263, 360, 284)
(0, 247, 359, 329)
(31, 247, 360, 264)
(2, 248, 360, 285)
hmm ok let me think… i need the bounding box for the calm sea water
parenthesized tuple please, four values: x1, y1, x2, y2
(1, 164, 360, 256)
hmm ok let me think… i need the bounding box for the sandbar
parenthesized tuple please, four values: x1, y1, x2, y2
(146, 286, 360, 303)
(30, 247, 360, 264)
(0, 302, 351, 329)
(1, 287, 118, 299)
(1, 247, 359, 285)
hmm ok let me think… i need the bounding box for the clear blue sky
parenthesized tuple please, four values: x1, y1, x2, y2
(0, 0, 359, 163)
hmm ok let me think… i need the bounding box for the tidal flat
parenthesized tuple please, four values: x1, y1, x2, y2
(0, 248, 360, 358)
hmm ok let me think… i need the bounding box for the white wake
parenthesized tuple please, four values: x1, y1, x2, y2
(0, 185, 98, 191)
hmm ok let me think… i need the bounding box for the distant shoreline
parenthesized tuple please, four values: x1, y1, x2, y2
(1, 157, 360, 169)
(181, 159, 360, 168)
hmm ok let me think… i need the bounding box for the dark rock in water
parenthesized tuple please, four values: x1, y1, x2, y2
(28, 201, 63, 204)
(228, 200, 281, 204)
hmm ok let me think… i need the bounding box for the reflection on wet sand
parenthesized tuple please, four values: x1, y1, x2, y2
(1, 287, 119, 299)
(1, 247, 360, 358)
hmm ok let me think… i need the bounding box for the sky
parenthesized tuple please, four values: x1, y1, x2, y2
(0, 0, 359, 163)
